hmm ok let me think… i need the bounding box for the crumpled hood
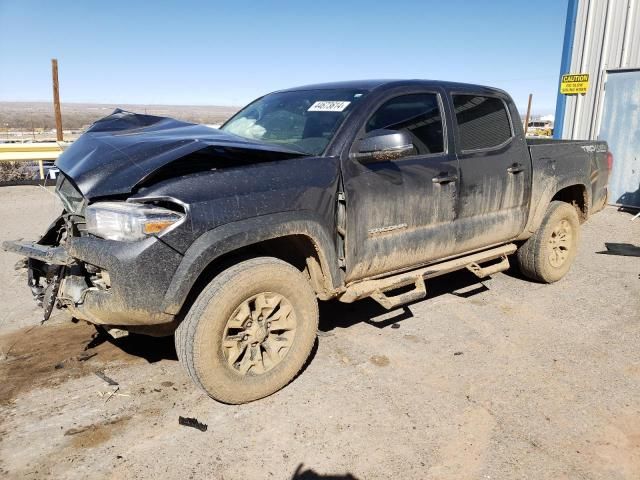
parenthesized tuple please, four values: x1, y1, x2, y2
(56, 109, 305, 199)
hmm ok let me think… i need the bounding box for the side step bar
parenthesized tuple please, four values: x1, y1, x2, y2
(370, 276, 427, 310)
(466, 254, 511, 279)
(339, 244, 516, 309)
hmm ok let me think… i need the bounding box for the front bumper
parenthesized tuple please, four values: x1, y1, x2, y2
(3, 234, 184, 326)
(66, 235, 183, 325)
(3, 241, 73, 266)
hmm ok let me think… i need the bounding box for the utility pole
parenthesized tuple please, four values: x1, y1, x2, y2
(51, 58, 63, 142)
(523, 93, 533, 138)
(30, 114, 35, 141)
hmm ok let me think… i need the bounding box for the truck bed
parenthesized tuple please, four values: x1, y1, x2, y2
(526, 138, 609, 231)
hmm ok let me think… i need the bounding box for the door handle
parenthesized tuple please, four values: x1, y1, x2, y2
(432, 174, 458, 184)
(507, 163, 524, 174)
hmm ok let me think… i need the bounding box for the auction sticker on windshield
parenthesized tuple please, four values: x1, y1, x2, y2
(308, 101, 351, 112)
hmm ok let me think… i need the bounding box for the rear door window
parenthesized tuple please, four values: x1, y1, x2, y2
(365, 93, 445, 155)
(452, 95, 512, 150)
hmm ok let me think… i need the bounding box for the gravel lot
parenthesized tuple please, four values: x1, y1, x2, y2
(0, 186, 638, 480)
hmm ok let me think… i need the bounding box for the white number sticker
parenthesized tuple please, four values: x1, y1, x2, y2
(308, 101, 351, 112)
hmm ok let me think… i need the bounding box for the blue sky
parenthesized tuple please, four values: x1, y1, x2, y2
(0, 0, 567, 114)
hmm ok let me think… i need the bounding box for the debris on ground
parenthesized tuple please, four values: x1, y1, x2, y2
(105, 386, 119, 403)
(97, 389, 129, 400)
(52, 351, 95, 371)
(94, 371, 118, 386)
(316, 330, 334, 338)
(105, 328, 129, 339)
(369, 355, 390, 367)
(76, 352, 97, 362)
(178, 416, 208, 432)
(64, 426, 91, 436)
(453, 351, 464, 356)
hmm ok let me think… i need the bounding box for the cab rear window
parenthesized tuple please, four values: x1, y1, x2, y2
(453, 95, 512, 150)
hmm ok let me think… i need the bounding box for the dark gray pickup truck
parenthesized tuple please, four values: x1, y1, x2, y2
(4, 80, 611, 403)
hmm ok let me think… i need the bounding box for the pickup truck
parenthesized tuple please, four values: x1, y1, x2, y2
(3, 80, 611, 404)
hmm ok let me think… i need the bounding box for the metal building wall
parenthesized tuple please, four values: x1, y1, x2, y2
(599, 70, 640, 206)
(555, 0, 640, 140)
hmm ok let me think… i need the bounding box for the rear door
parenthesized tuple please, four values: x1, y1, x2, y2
(341, 88, 460, 282)
(449, 92, 531, 253)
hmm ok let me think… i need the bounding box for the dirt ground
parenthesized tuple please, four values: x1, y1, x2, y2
(0, 186, 638, 480)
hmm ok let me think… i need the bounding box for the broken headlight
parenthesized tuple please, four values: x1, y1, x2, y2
(56, 174, 85, 214)
(85, 202, 184, 241)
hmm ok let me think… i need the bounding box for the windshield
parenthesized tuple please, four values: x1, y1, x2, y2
(221, 89, 367, 155)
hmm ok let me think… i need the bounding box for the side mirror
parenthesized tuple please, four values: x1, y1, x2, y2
(351, 129, 415, 163)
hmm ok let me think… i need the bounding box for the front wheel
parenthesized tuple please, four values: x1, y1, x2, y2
(175, 257, 318, 404)
(516, 201, 581, 283)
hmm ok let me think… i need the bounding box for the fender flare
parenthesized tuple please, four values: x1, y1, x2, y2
(518, 176, 591, 240)
(161, 211, 341, 315)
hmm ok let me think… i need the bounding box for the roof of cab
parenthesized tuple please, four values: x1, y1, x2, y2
(275, 79, 507, 96)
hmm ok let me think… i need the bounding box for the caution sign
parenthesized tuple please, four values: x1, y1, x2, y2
(560, 74, 589, 95)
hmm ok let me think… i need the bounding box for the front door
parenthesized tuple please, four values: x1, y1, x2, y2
(342, 90, 460, 282)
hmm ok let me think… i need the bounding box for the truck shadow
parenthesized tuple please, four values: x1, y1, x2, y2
(93, 269, 490, 364)
(113, 333, 178, 362)
(89, 329, 178, 363)
(291, 464, 359, 479)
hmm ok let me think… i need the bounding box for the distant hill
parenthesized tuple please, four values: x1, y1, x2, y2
(0, 102, 240, 131)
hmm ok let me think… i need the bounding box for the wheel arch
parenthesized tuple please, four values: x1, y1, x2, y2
(519, 178, 591, 240)
(161, 213, 342, 317)
(550, 184, 589, 221)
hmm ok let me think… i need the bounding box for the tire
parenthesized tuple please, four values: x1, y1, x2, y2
(175, 257, 318, 404)
(516, 201, 580, 283)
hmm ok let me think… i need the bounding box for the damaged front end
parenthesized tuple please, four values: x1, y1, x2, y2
(4, 175, 180, 331)
(4, 194, 88, 323)
(4, 172, 115, 324)
(2, 109, 309, 331)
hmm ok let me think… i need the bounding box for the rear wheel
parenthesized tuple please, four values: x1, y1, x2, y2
(516, 201, 580, 283)
(175, 257, 318, 404)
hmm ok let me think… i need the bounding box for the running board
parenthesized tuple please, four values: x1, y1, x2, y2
(339, 244, 516, 309)
(466, 254, 511, 279)
(369, 276, 426, 310)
